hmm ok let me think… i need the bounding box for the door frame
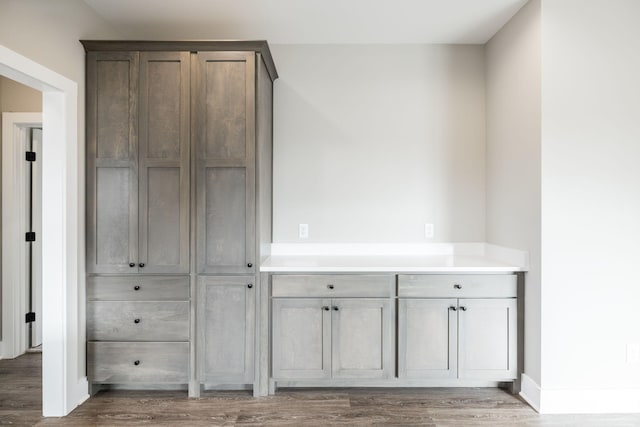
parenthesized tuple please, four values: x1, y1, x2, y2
(1, 112, 42, 359)
(0, 44, 85, 417)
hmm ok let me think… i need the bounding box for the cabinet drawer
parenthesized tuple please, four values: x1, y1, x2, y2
(272, 275, 393, 298)
(87, 301, 189, 341)
(88, 342, 189, 383)
(398, 274, 517, 298)
(87, 276, 189, 301)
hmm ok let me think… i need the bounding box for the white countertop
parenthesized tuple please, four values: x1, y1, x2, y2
(260, 243, 528, 273)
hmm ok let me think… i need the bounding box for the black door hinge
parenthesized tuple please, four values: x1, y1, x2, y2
(26, 151, 36, 162)
(25, 232, 36, 242)
(25, 312, 36, 323)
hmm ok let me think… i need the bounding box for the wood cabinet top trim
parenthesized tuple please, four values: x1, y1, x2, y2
(80, 40, 278, 81)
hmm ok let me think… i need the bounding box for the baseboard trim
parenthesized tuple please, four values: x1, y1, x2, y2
(74, 377, 90, 408)
(519, 373, 541, 412)
(540, 387, 640, 414)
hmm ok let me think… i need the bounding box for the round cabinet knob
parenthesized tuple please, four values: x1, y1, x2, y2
(449, 306, 458, 311)
(133, 360, 140, 366)
(460, 306, 467, 311)
(134, 318, 140, 324)
(333, 306, 339, 311)
(129, 263, 135, 268)
(247, 263, 253, 268)
(454, 284, 462, 289)
(134, 285, 140, 291)
(327, 284, 334, 290)
(322, 306, 330, 311)
(139, 263, 145, 268)
(247, 284, 253, 289)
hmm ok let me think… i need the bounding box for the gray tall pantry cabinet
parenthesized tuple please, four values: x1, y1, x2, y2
(82, 41, 277, 396)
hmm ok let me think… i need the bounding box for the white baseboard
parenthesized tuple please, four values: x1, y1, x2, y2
(519, 373, 541, 412)
(74, 377, 90, 408)
(521, 374, 640, 414)
(540, 387, 640, 414)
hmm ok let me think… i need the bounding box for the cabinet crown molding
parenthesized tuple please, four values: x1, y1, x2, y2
(79, 39, 278, 81)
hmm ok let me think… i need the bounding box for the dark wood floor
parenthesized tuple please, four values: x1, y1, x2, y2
(2, 353, 640, 426)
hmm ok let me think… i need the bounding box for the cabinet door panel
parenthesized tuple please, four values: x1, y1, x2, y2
(203, 60, 247, 159)
(204, 167, 246, 268)
(398, 299, 457, 379)
(272, 298, 330, 380)
(138, 52, 190, 273)
(458, 298, 517, 380)
(87, 52, 138, 274)
(95, 60, 133, 160)
(331, 299, 392, 379)
(198, 276, 254, 384)
(195, 52, 255, 274)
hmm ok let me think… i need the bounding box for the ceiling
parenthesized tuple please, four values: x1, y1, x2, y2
(83, 0, 529, 44)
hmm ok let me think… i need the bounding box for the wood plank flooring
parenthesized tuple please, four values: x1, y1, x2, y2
(2, 353, 640, 426)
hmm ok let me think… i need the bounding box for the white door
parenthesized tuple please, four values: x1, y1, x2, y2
(30, 127, 43, 348)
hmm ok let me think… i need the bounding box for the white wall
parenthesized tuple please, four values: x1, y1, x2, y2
(271, 44, 486, 243)
(0, 0, 120, 385)
(485, 0, 541, 387)
(538, 0, 640, 413)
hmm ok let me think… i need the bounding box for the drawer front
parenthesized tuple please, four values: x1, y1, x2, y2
(398, 274, 517, 298)
(88, 342, 189, 383)
(87, 276, 189, 301)
(272, 275, 393, 298)
(87, 301, 189, 341)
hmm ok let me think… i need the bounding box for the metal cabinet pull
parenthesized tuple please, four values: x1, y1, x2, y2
(322, 306, 330, 311)
(460, 306, 467, 311)
(454, 284, 462, 289)
(134, 285, 140, 291)
(139, 263, 145, 268)
(333, 306, 339, 311)
(133, 360, 140, 366)
(134, 318, 140, 324)
(327, 284, 334, 289)
(449, 306, 457, 311)
(247, 284, 253, 289)
(129, 263, 136, 268)
(247, 263, 253, 268)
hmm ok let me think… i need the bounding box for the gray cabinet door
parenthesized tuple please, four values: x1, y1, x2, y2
(198, 276, 255, 384)
(458, 298, 517, 380)
(272, 298, 331, 380)
(398, 298, 458, 379)
(331, 298, 393, 379)
(86, 52, 139, 274)
(194, 52, 256, 274)
(138, 52, 190, 273)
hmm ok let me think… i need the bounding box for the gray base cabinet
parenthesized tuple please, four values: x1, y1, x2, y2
(398, 275, 518, 382)
(269, 273, 520, 392)
(271, 275, 395, 383)
(86, 275, 190, 386)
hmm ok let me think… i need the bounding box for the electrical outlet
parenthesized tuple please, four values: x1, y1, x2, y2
(627, 343, 640, 364)
(424, 223, 434, 239)
(299, 223, 309, 239)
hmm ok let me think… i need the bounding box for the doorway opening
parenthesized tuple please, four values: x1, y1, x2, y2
(2, 107, 43, 360)
(1, 43, 84, 417)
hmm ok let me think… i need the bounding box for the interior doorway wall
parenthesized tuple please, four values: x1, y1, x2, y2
(0, 44, 85, 417)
